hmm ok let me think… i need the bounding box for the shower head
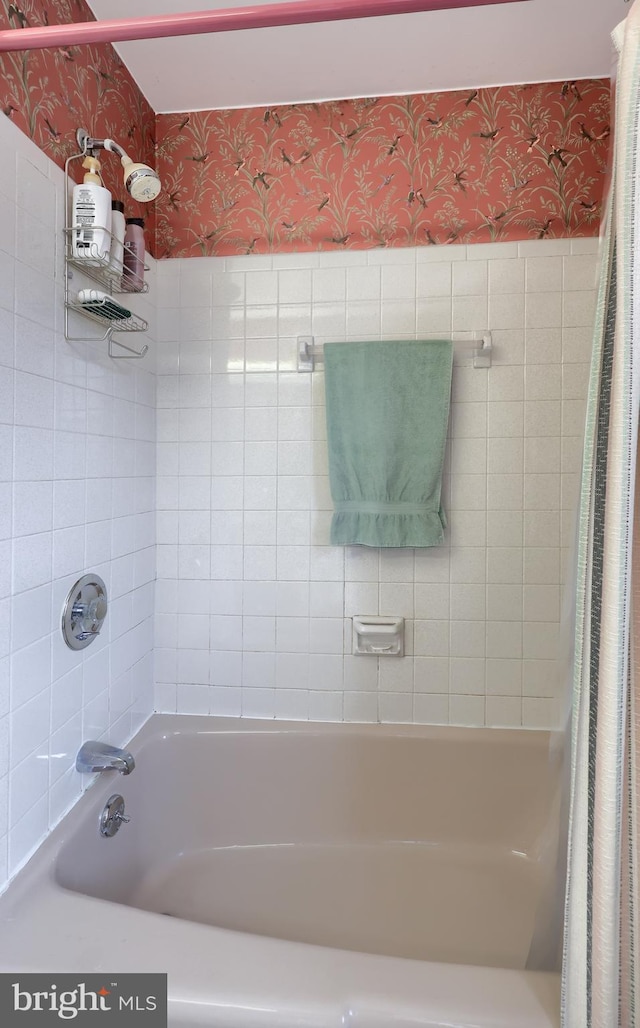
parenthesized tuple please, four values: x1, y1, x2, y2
(76, 128, 161, 202)
(117, 154, 161, 203)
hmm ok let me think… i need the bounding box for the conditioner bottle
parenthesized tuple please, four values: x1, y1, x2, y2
(108, 200, 126, 276)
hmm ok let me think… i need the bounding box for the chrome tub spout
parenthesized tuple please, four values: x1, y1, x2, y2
(76, 741, 135, 775)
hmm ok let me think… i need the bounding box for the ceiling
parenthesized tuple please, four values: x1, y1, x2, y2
(85, 0, 624, 113)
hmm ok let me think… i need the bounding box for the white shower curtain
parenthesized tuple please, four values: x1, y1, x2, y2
(562, 6, 640, 1027)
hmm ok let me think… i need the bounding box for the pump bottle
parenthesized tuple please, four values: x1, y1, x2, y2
(71, 155, 112, 263)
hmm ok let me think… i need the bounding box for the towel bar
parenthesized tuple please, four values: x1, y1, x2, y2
(297, 333, 492, 372)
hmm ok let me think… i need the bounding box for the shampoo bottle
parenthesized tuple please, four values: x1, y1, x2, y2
(108, 200, 126, 276)
(71, 155, 112, 263)
(121, 217, 145, 292)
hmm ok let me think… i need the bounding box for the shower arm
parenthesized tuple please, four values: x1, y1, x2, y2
(78, 130, 128, 163)
(0, 0, 528, 53)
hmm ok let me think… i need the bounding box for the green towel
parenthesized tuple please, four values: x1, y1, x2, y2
(323, 339, 453, 548)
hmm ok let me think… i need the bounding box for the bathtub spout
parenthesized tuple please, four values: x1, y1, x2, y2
(76, 741, 135, 776)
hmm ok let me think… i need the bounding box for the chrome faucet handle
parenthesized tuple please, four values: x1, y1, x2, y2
(72, 595, 107, 640)
(76, 741, 135, 775)
(62, 575, 108, 651)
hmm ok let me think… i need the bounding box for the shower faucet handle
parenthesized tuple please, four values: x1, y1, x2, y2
(62, 574, 108, 651)
(72, 595, 107, 639)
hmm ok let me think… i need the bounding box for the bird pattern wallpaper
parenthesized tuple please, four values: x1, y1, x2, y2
(155, 79, 610, 258)
(0, 0, 610, 261)
(0, 0, 156, 236)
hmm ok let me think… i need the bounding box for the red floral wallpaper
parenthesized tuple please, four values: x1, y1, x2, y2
(155, 79, 610, 258)
(0, 0, 156, 245)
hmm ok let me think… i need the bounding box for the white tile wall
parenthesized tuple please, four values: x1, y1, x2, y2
(154, 236, 597, 731)
(0, 115, 156, 894)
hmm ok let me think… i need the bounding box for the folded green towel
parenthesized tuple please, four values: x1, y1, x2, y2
(324, 339, 453, 548)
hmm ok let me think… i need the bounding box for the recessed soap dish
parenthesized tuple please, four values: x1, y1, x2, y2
(352, 616, 404, 657)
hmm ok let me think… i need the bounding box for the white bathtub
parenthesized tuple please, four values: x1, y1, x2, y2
(0, 715, 562, 1028)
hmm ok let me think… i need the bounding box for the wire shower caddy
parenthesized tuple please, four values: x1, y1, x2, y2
(63, 142, 150, 360)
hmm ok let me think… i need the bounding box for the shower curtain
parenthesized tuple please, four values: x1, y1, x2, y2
(562, 7, 640, 1027)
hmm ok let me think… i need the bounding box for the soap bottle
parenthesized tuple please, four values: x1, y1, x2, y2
(108, 200, 126, 276)
(71, 155, 112, 263)
(121, 217, 145, 292)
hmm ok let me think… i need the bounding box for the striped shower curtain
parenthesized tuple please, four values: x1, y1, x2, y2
(562, 7, 640, 1027)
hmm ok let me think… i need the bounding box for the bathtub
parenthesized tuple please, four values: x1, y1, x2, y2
(0, 715, 562, 1028)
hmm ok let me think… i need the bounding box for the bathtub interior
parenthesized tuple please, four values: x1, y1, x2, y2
(54, 719, 562, 973)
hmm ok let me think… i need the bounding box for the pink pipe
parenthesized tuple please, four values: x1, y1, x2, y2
(0, 0, 527, 52)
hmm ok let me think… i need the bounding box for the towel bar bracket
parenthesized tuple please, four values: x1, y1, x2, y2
(473, 333, 492, 369)
(297, 333, 492, 372)
(298, 335, 316, 372)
